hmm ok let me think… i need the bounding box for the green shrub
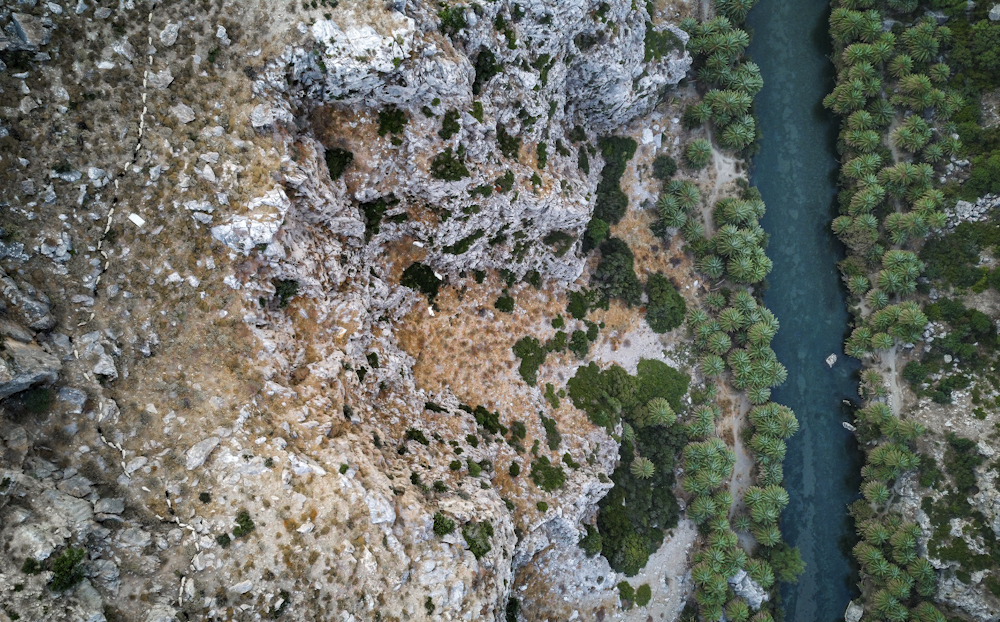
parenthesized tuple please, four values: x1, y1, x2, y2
(569, 330, 590, 359)
(644, 22, 683, 61)
(439, 109, 461, 139)
(496, 169, 515, 193)
(462, 520, 494, 559)
(568, 291, 589, 319)
(377, 106, 407, 136)
(530, 456, 566, 491)
(617, 580, 635, 606)
(512, 336, 547, 385)
(324, 147, 353, 180)
(579, 147, 591, 174)
(473, 46, 500, 95)
(536, 501, 549, 512)
(497, 125, 521, 160)
(945, 433, 983, 490)
(585, 217, 610, 250)
(469, 101, 484, 122)
(21, 559, 42, 575)
(49, 547, 86, 592)
(438, 6, 466, 35)
(406, 428, 430, 445)
(468, 460, 482, 477)
(580, 524, 603, 556)
(509, 462, 521, 477)
(400, 262, 443, 304)
(430, 147, 470, 181)
(449, 460, 462, 471)
(199, 492, 211, 503)
(635, 583, 652, 607)
(766, 543, 805, 583)
(433, 511, 456, 536)
(233, 510, 255, 538)
(537, 142, 548, 168)
(358, 194, 398, 242)
(444, 229, 484, 255)
(594, 136, 637, 225)
(495, 294, 515, 312)
(652, 154, 677, 182)
(592, 238, 642, 306)
(216, 533, 232, 548)
(540, 413, 561, 449)
(645, 272, 686, 332)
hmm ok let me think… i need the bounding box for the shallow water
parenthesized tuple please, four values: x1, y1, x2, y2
(745, 1, 865, 620)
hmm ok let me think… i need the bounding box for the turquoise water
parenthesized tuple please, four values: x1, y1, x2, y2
(745, 1, 864, 620)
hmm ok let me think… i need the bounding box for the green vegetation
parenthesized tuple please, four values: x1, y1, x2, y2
(433, 511, 455, 536)
(439, 109, 461, 139)
(438, 6, 466, 36)
(539, 413, 561, 450)
(324, 147, 353, 180)
(512, 336, 547, 385)
(494, 294, 515, 313)
(634, 583, 652, 607)
(462, 520, 493, 559)
(644, 22, 683, 62)
(377, 106, 407, 136)
(644, 272, 686, 333)
(652, 154, 678, 182)
(473, 47, 500, 95)
(537, 142, 548, 169)
(430, 147, 470, 181)
(233, 509, 256, 538)
(497, 125, 521, 160)
(406, 428, 430, 445)
(685, 139, 713, 168)
(591, 238, 643, 306)
(594, 136, 638, 225)
(359, 194, 398, 242)
(400, 262, 443, 305)
(530, 456, 566, 491)
(49, 547, 86, 592)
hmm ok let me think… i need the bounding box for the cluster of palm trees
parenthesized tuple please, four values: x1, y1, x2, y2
(699, 194, 773, 285)
(681, 1, 761, 153)
(683, 438, 779, 621)
(825, 3, 954, 616)
(657, 179, 704, 239)
(690, 290, 787, 404)
(825, 3, 960, 282)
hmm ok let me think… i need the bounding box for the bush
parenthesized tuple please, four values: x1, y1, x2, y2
(537, 501, 549, 512)
(594, 136, 638, 225)
(509, 462, 521, 477)
(537, 142, 548, 168)
(324, 147, 353, 180)
(540, 413, 561, 449)
(568, 291, 589, 319)
(462, 520, 494, 559)
(400, 262, 443, 304)
(635, 583, 652, 607)
(438, 109, 462, 140)
(233, 510, 255, 538)
(49, 547, 86, 592)
(645, 272, 686, 333)
(579, 524, 603, 556)
(430, 147, 470, 181)
(592, 238, 642, 306)
(199, 492, 211, 503)
(433, 511, 456, 536)
(473, 46, 500, 95)
(494, 294, 515, 313)
(216, 533, 232, 548)
(530, 456, 566, 491)
(497, 125, 521, 160)
(617, 581, 635, 605)
(767, 543, 805, 583)
(652, 154, 678, 182)
(406, 428, 430, 445)
(569, 330, 590, 359)
(438, 6, 466, 35)
(377, 106, 407, 136)
(512, 336, 547, 385)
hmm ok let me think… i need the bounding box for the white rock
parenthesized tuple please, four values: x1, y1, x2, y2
(250, 104, 275, 128)
(230, 580, 253, 594)
(171, 103, 195, 124)
(185, 436, 220, 470)
(826, 353, 837, 368)
(159, 22, 180, 46)
(990, 4, 1000, 21)
(845, 600, 864, 622)
(148, 67, 174, 89)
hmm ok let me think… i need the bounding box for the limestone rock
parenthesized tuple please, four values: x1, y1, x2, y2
(0, 270, 56, 330)
(826, 353, 837, 367)
(159, 22, 180, 46)
(171, 103, 195, 124)
(148, 68, 174, 90)
(211, 188, 290, 254)
(250, 103, 275, 128)
(145, 603, 179, 622)
(0, 339, 61, 399)
(728, 569, 769, 610)
(11, 12, 51, 50)
(990, 4, 1000, 21)
(845, 600, 864, 622)
(186, 436, 221, 470)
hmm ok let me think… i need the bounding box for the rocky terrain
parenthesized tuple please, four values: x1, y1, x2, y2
(0, 1, 726, 621)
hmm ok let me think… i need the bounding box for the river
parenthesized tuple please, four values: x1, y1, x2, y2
(744, 1, 865, 620)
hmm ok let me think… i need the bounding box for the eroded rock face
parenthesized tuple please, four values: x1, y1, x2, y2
(0, 338, 61, 399)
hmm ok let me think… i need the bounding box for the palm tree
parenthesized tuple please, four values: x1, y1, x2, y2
(903, 22, 939, 63)
(928, 62, 950, 83)
(645, 398, 676, 426)
(715, 0, 758, 23)
(889, 54, 914, 78)
(867, 288, 890, 310)
(726, 600, 751, 622)
(698, 255, 725, 279)
(630, 457, 656, 479)
(863, 480, 891, 505)
(751, 522, 782, 546)
(686, 139, 713, 169)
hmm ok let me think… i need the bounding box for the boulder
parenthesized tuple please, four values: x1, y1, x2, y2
(0, 339, 61, 399)
(728, 569, 768, 610)
(0, 270, 55, 330)
(845, 600, 864, 622)
(11, 13, 51, 49)
(186, 436, 220, 470)
(990, 4, 1000, 21)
